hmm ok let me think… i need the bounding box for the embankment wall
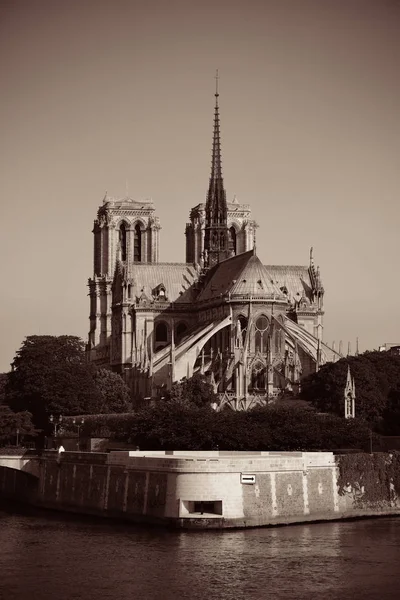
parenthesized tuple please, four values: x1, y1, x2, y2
(1, 450, 395, 529)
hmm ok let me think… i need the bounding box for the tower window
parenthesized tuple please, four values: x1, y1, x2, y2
(134, 224, 142, 262)
(229, 226, 237, 255)
(119, 223, 127, 261)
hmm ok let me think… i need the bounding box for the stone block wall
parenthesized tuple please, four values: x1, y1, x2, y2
(28, 451, 400, 529)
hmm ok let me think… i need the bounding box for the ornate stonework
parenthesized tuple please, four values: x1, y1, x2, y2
(86, 85, 338, 408)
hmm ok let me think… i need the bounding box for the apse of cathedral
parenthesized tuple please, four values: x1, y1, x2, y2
(87, 77, 340, 410)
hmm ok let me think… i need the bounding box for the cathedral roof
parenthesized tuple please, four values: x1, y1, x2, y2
(196, 250, 287, 302)
(264, 265, 314, 303)
(127, 263, 199, 304)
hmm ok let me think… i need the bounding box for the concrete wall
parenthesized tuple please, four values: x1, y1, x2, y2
(3, 451, 400, 529)
(0, 455, 40, 477)
(0, 466, 39, 503)
(29, 450, 400, 529)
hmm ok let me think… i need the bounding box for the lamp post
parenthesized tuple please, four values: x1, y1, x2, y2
(49, 414, 63, 437)
(72, 417, 85, 437)
(72, 417, 84, 451)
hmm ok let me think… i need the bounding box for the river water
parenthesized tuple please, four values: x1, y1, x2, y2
(0, 508, 399, 600)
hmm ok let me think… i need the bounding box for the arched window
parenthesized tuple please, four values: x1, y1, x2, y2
(237, 315, 248, 346)
(176, 322, 188, 344)
(134, 223, 142, 262)
(250, 361, 266, 390)
(155, 322, 168, 343)
(119, 223, 127, 261)
(255, 315, 269, 353)
(229, 227, 237, 255)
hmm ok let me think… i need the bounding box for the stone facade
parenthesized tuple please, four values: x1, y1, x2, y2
(86, 89, 340, 408)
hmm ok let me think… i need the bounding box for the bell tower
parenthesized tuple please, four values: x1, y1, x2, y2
(87, 195, 161, 361)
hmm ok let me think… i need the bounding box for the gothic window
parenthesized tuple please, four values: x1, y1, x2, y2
(274, 326, 282, 353)
(134, 223, 142, 262)
(119, 223, 127, 261)
(127, 284, 132, 299)
(251, 361, 266, 390)
(237, 315, 248, 345)
(229, 227, 237, 255)
(176, 322, 188, 344)
(255, 315, 269, 353)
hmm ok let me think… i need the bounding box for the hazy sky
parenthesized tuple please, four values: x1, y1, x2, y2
(1, 0, 399, 371)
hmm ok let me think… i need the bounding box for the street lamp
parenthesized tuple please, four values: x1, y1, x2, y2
(72, 417, 85, 437)
(49, 414, 63, 437)
(72, 417, 84, 451)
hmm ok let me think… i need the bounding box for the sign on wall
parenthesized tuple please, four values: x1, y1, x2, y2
(240, 474, 256, 485)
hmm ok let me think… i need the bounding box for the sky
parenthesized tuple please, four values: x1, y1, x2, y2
(1, 0, 399, 371)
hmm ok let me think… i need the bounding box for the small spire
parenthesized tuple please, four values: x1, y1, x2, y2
(310, 246, 314, 265)
(344, 365, 356, 419)
(347, 341, 351, 356)
(215, 68, 219, 98)
(355, 337, 359, 356)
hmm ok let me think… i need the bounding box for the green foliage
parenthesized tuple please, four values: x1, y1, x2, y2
(93, 368, 132, 413)
(6, 335, 101, 429)
(63, 413, 137, 439)
(337, 452, 400, 507)
(301, 351, 400, 426)
(126, 401, 216, 450)
(4, 336, 133, 433)
(166, 373, 218, 408)
(83, 398, 371, 452)
(0, 372, 8, 404)
(381, 385, 400, 435)
(0, 405, 37, 445)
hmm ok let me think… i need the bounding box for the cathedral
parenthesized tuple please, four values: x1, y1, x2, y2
(86, 79, 340, 410)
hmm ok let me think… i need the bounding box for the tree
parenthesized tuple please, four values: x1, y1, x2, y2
(5, 335, 102, 430)
(166, 373, 218, 408)
(93, 368, 132, 413)
(126, 401, 216, 450)
(0, 405, 37, 446)
(0, 372, 9, 405)
(301, 351, 400, 424)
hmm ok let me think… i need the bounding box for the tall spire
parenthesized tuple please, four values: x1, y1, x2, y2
(203, 70, 230, 269)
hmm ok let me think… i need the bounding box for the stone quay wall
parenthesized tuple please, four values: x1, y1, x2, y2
(6, 450, 395, 529)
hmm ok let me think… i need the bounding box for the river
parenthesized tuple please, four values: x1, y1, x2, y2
(0, 508, 399, 599)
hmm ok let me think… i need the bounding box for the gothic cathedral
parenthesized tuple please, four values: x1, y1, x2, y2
(87, 81, 339, 409)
